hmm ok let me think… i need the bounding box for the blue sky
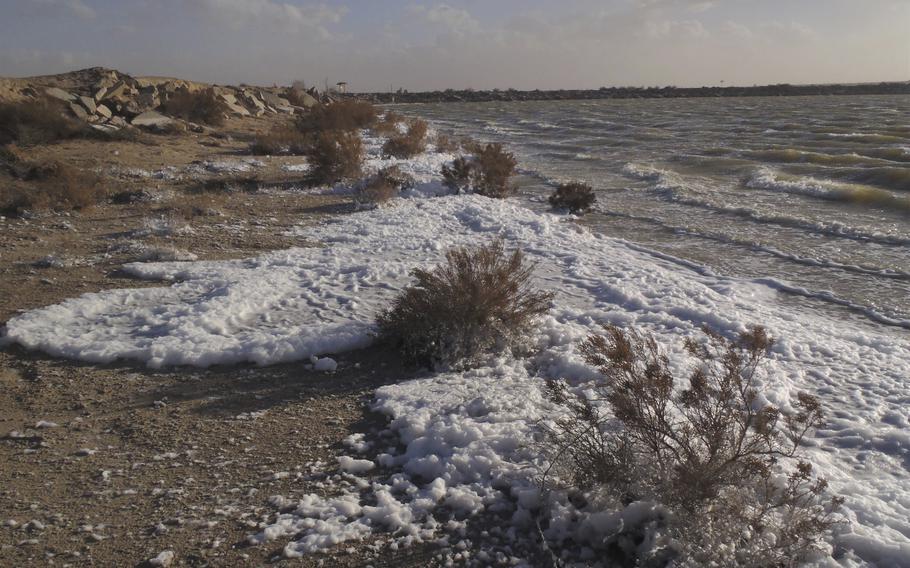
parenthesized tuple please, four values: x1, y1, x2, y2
(2, 0, 907, 91)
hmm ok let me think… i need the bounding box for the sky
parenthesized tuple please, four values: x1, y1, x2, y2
(1, 0, 908, 91)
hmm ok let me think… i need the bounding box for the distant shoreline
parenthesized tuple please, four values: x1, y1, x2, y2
(362, 81, 910, 104)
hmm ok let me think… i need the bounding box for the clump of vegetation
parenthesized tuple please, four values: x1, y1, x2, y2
(372, 111, 405, 136)
(381, 118, 428, 159)
(249, 126, 311, 156)
(377, 239, 552, 369)
(433, 132, 458, 153)
(441, 143, 518, 198)
(297, 100, 377, 133)
(0, 98, 84, 146)
(542, 325, 843, 566)
(357, 165, 414, 207)
(1, 154, 106, 215)
(548, 181, 596, 214)
(162, 88, 228, 126)
(307, 129, 363, 185)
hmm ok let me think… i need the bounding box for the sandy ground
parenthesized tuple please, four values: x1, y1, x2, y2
(0, 117, 443, 567)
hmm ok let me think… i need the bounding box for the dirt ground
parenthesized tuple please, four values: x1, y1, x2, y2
(0, 116, 445, 567)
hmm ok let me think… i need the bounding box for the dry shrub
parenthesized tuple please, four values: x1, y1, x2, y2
(1, 160, 105, 215)
(357, 165, 414, 206)
(250, 126, 311, 155)
(441, 143, 518, 198)
(372, 111, 405, 136)
(307, 129, 363, 185)
(377, 239, 552, 369)
(381, 118, 428, 159)
(162, 88, 228, 126)
(433, 132, 458, 153)
(297, 99, 377, 133)
(0, 98, 84, 146)
(549, 181, 596, 214)
(542, 325, 843, 566)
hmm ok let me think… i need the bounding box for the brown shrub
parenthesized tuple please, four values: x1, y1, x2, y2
(162, 88, 228, 126)
(542, 325, 843, 565)
(376, 239, 552, 369)
(548, 181, 596, 214)
(306, 129, 363, 185)
(441, 143, 517, 198)
(381, 118, 428, 159)
(0, 98, 84, 146)
(433, 132, 458, 153)
(1, 160, 105, 215)
(372, 111, 405, 136)
(356, 165, 415, 206)
(250, 126, 311, 155)
(296, 100, 377, 133)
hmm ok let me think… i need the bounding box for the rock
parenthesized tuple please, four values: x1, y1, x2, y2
(78, 96, 97, 114)
(45, 87, 76, 102)
(148, 550, 175, 567)
(131, 111, 173, 128)
(95, 104, 112, 119)
(93, 87, 108, 102)
(136, 91, 160, 110)
(259, 91, 291, 109)
(297, 91, 318, 108)
(109, 116, 128, 128)
(90, 124, 119, 133)
(68, 102, 88, 121)
(223, 101, 250, 116)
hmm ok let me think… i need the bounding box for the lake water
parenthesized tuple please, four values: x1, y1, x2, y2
(401, 96, 910, 332)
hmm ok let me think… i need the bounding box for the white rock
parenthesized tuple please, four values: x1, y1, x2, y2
(148, 550, 175, 566)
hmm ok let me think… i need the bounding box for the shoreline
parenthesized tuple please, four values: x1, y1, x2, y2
(361, 81, 910, 104)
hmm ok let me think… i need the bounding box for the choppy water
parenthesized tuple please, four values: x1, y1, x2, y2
(399, 96, 910, 331)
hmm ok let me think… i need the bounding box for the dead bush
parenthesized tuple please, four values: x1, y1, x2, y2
(356, 165, 414, 206)
(0, 98, 84, 146)
(372, 111, 405, 136)
(1, 160, 105, 215)
(542, 325, 843, 566)
(296, 99, 377, 133)
(441, 143, 518, 198)
(548, 181, 596, 214)
(381, 118, 428, 158)
(433, 132, 458, 153)
(250, 126, 311, 156)
(162, 88, 228, 126)
(376, 239, 552, 369)
(306, 129, 363, 185)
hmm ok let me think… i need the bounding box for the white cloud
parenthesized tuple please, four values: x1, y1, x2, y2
(27, 0, 96, 20)
(411, 3, 480, 35)
(192, 0, 347, 34)
(645, 19, 709, 39)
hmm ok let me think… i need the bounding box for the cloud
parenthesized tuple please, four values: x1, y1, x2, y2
(411, 3, 480, 35)
(25, 0, 96, 20)
(644, 19, 709, 39)
(191, 0, 347, 34)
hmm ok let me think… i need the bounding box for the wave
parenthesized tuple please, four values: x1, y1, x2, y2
(619, 240, 910, 330)
(620, 163, 910, 246)
(821, 132, 908, 144)
(745, 167, 910, 210)
(826, 166, 910, 192)
(745, 148, 891, 168)
(596, 208, 910, 281)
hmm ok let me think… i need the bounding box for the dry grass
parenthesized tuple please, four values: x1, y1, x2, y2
(381, 118, 428, 159)
(441, 143, 517, 198)
(548, 181, 596, 214)
(376, 239, 552, 369)
(306, 129, 363, 185)
(0, 98, 84, 146)
(296, 100, 377, 133)
(162, 88, 228, 126)
(542, 325, 843, 565)
(249, 126, 311, 156)
(1, 157, 106, 215)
